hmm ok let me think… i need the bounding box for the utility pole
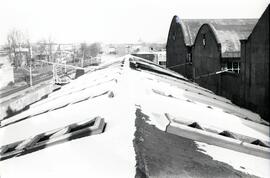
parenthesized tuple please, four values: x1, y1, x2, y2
(49, 42, 52, 62)
(29, 60, 32, 87)
(81, 48, 84, 67)
(28, 41, 33, 87)
(21, 64, 33, 87)
(73, 44, 76, 64)
(52, 63, 56, 83)
(19, 43, 22, 67)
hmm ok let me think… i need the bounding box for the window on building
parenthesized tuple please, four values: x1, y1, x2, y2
(186, 53, 192, 63)
(171, 31, 177, 41)
(202, 34, 206, 47)
(233, 62, 240, 73)
(221, 61, 240, 74)
(227, 62, 232, 70)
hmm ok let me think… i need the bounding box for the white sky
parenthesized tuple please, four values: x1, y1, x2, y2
(0, 0, 269, 44)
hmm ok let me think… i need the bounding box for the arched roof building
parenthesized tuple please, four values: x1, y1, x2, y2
(166, 5, 269, 121)
(166, 16, 257, 79)
(192, 19, 257, 96)
(166, 16, 207, 79)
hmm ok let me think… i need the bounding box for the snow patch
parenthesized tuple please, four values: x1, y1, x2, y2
(196, 141, 270, 178)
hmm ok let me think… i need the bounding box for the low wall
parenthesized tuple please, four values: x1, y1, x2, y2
(0, 83, 56, 121)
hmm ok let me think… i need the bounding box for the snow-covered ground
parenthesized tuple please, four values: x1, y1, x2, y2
(0, 55, 269, 178)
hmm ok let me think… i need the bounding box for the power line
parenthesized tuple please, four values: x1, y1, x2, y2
(195, 69, 230, 79)
(167, 62, 192, 69)
(36, 60, 84, 70)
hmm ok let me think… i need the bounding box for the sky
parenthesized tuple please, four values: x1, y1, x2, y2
(0, 0, 269, 45)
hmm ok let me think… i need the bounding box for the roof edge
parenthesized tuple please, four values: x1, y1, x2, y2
(193, 23, 221, 47)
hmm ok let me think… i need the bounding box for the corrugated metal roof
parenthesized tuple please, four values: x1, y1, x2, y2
(174, 17, 258, 57)
(175, 17, 205, 46)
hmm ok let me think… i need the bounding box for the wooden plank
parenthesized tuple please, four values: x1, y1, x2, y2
(167, 122, 270, 159)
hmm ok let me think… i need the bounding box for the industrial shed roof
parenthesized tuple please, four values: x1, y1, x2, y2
(0, 55, 269, 177)
(174, 16, 258, 57)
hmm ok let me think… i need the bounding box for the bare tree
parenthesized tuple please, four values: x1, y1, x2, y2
(36, 39, 47, 55)
(89, 42, 102, 57)
(6, 29, 28, 67)
(35, 36, 55, 61)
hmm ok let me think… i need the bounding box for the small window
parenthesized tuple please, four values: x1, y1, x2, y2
(225, 62, 240, 74)
(233, 62, 240, 74)
(202, 34, 206, 47)
(221, 63, 228, 71)
(171, 31, 177, 41)
(186, 53, 192, 63)
(227, 62, 233, 71)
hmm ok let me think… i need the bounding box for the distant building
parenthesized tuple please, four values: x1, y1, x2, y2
(11, 46, 32, 67)
(132, 51, 166, 67)
(240, 5, 269, 120)
(108, 47, 117, 54)
(33, 43, 74, 62)
(156, 51, 166, 67)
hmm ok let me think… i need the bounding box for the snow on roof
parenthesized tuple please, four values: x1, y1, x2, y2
(0, 55, 269, 177)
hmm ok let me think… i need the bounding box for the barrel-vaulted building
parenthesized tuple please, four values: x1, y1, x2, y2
(166, 17, 257, 99)
(192, 19, 257, 98)
(166, 17, 257, 81)
(166, 5, 269, 121)
(166, 16, 206, 79)
(240, 5, 269, 120)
